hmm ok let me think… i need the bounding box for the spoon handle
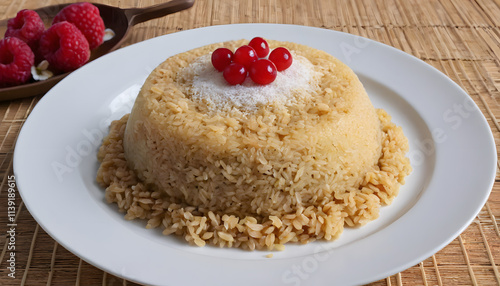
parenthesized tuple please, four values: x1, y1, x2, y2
(124, 0, 195, 26)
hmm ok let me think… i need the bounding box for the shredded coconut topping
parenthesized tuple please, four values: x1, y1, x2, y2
(179, 53, 320, 112)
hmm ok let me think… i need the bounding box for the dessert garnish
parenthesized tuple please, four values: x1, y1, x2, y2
(211, 47, 233, 71)
(233, 45, 259, 69)
(269, 47, 292, 71)
(211, 37, 293, 85)
(249, 59, 277, 85)
(248, 36, 270, 58)
(222, 63, 247, 85)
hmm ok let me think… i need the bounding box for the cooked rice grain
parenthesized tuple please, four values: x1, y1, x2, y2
(97, 108, 410, 250)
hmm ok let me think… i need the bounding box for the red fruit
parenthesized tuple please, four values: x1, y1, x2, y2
(39, 21, 90, 72)
(249, 59, 277, 85)
(0, 37, 35, 86)
(53, 2, 105, 50)
(5, 9, 44, 50)
(223, 63, 247, 85)
(233, 45, 258, 69)
(248, 37, 270, 58)
(211, 48, 233, 71)
(269, 47, 293, 71)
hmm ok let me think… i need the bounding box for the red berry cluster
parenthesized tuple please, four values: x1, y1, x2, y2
(211, 37, 293, 86)
(0, 3, 105, 87)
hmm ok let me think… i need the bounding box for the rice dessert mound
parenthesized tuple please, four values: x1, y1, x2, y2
(97, 39, 412, 250)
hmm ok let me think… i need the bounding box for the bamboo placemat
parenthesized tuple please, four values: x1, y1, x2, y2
(0, 0, 499, 285)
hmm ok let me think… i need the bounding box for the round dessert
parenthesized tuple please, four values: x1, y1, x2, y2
(96, 39, 411, 250)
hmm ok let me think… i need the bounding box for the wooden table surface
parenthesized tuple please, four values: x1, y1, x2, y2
(0, 0, 499, 285)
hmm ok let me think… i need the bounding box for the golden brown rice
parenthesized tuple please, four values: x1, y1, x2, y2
(96, 40, 411, 250)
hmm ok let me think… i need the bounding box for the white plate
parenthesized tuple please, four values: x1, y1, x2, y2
(14, 24, 497, 286)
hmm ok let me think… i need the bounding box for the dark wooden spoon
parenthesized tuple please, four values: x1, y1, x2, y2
(0, 0, 195, 101)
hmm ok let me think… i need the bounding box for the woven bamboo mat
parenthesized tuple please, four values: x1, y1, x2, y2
(0, 0, 499, 285)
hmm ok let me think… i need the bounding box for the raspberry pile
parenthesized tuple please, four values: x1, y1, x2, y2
(0, 2, 106, 87)
(211, 37, 293, 85)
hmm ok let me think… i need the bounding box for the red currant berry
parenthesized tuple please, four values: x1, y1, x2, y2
(233, 45, 258, 69)
(249, 59, 277, 85)
(223, 63, 247, 85)
(211, 48, 233, 71)
(248, 37, 270, 58)
(269, 47, 293, 71)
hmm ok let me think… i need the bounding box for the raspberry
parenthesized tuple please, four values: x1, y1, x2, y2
(0, 37, 35, 86)
(39, 21, 90, 72)
(5, 9, 45, 50)
(53, 2, 105, 50)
